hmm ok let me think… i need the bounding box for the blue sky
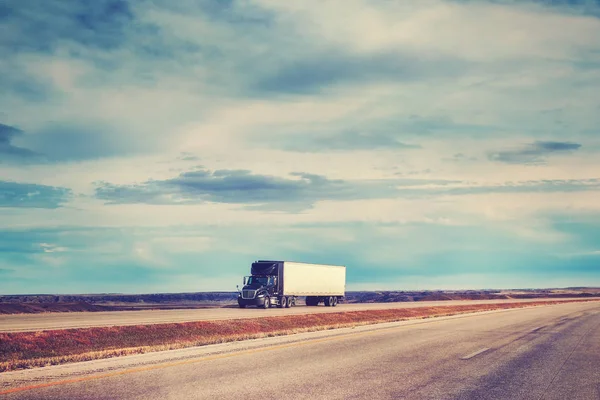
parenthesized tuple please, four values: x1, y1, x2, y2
(1, 0, 600, 294)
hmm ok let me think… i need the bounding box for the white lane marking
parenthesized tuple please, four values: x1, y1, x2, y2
(461, 347, 490, 360)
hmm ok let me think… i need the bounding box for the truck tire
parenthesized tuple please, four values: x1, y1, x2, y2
(262, 297, 270, 309)
(324, 296, 332, 307)
(286, 297, 293, 308)
(280, 296, 288, 308)
(332, 297, 338, 307)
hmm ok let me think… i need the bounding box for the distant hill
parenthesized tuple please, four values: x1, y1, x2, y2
(1, 288, 598, 314)
(344, 289, 600, 303)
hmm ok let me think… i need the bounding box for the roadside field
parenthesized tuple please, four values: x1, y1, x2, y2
(1, 299, 597, 372)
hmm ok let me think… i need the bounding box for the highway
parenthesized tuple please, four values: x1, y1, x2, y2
(0, 298, 590, 332)
(1, 300, 599, 399)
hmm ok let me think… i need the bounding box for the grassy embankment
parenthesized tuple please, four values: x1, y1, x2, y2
(0, 299, 596, 372)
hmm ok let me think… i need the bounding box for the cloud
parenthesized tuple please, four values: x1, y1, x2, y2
(0, 0, 225, 155)
(93, 166, 600, 211)
(0, 68, 52, 102)
(40, 243, 69, 253)
(488, 140, 582, 164)
(0, 181, 72, 208)
(430, 178, 600, 196)
(1, 0, 600, 293)
(482, 0, 600, 18)
(254, 50, 468, 95)
(0, 123, 40, 161)
(94, 168, 404, 210)
(394, 115, 496, 136)
(268, 130, 421, 152)
(258, 0, 600, 62)
(0, 122, 157, 163)
(395, 169, 433, 176)
(149, 0, 275, 27)
(2, 219, 599, 294)
(22, 122, 146, 162)
(176, 152, 201, 161)
(1, 0, 133, 54)
(536, 141, 582, 151)
(0, 226, 240, 293)
(255, 115, 492, 152)
(444, 153, 478, 163)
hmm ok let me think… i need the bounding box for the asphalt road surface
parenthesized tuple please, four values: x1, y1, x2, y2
(1, 300, 599, 399)
(0, 298, 591, 332)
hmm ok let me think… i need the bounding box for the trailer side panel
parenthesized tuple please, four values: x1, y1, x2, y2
(282, 262, 346, 296)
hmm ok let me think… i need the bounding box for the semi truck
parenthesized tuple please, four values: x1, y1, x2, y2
(237, 260, 346, 309)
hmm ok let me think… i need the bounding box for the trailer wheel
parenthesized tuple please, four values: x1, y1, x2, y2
(280, 296, 288, 308)
(332, 297, 338, 307)
(262, 297, 270, 309)
(324, 296, 332, 307)
(285, 297, 292, 308)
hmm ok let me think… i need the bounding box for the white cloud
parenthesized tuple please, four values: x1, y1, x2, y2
(150, 236, 214, 253)
(39, 243, 68, 253)
(256, 0, 600, 60)
(2, 0, 600, 292)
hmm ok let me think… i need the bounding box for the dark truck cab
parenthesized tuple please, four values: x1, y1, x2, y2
(237, 261, 293, 309)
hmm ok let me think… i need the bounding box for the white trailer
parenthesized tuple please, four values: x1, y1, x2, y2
(237, 260, 346, 308)
(281, 261, 346, 297)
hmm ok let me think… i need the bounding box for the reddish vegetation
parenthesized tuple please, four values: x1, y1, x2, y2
(0, 299, 596, 372)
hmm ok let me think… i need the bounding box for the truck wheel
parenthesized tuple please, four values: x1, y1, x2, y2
(324, 296, 332, 307)
(332, 297, 338, 307)
(262, 297, 270, 309)
(285, 297, 292, 308)
(280, 296, 288, 308)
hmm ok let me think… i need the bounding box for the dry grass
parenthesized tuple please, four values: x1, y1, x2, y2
(0, 299, 596, 372)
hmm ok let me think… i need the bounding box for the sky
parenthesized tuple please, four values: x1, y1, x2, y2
(1, 0, 600, 294)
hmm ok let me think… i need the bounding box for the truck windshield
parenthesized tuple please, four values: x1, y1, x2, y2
(246, 276, 269, 287)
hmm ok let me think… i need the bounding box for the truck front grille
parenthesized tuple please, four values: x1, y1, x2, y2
(242, 290, 256, 299)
